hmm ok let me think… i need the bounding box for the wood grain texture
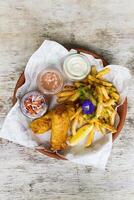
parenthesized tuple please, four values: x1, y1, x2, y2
(0, 0, 134, 200)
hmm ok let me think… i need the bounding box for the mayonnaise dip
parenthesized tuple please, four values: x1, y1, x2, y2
(63, 54, 91, 81)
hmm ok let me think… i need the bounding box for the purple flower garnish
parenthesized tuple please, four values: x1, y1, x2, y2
(82, 100, 95, 114)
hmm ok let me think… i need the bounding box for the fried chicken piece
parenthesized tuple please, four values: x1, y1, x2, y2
(30, 113, 52, 134)
(51, 104, 70, 151)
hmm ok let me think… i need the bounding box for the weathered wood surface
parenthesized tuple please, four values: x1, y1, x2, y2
(0, 1, 134, 200)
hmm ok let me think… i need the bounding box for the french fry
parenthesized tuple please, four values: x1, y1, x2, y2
(101, 86, 110, 100)
(85, 128, 94, 147)
(89, 118, 116, 133)
(110, 86, 117, 92)
(74, 82, 85, 88)
(88, 80, 94, 85)
(81, 78, 89, 84)
(57, 90, 75, 98)
(110, 92, 120, 101)
(105, 86, 117, 95)
(88, 94, 97, 106)
(95, 123, 101, 132)
(103, 99, 115, 107)
(70, 107, 82, 121)
(91, 65, 97, 76)
(108, 106, 116, 112)
(87, 117, 99, 124)
(88, 75, 112, 87)
(68, 91, 80, 101)
(95, 123, 106, 135)
(101, 123, 117, 133)
(96, 102, 103, 118)
(110, 110, 117, 126)
(87, 85, 91, 89)
(94, 118, 106, 134)
(96, 86, 103, 102)
(64, 85, 76, 90)
(71, 115, 79, 135)
(66, 104, 76, 120)
(96, 68, 110, 78)
(88, 75, 97, 82)
(100, 80, 112, 87)
(93, 89, 98, 99)
(69, 124, 94, 146)
(57, 96, 69, 103)
(78, 114, 85, 127)
(107, 109, 112, 116)
(100, 127, 106, 135)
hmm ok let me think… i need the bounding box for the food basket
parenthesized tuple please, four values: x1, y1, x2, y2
(12, 48, 127, 160)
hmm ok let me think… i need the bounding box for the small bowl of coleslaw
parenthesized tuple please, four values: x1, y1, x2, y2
(20, 90, 48, 119)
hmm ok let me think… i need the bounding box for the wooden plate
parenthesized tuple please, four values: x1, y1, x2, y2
(12, 48, 127, 159)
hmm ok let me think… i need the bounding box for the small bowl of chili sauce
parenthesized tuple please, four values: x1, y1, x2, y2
(36, 68, 64, 95)
(20, 91, 48, 119)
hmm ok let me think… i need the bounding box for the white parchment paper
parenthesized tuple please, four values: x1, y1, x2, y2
(0, 40, 131, 169)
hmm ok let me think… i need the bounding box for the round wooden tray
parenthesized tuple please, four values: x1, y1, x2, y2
(12, 48, 127, 159)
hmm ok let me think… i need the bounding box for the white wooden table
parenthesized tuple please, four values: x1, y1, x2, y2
(0, 1, 134, 200)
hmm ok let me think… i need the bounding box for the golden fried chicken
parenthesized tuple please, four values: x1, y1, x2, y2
(51, 104, 70, 151)
(29, 113, 52, 134)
